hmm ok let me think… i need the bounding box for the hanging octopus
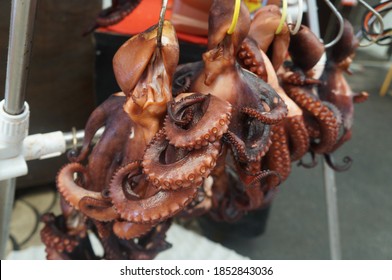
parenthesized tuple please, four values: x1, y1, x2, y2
(42, 1, 366, 260)
(171, 0, 287, 221)
(41, 21, 192, 259)
(247, 5, 291, 71)
(238, 36, 310, 192)
(318, 20, 368, 171)
(280, 25, 341, 162)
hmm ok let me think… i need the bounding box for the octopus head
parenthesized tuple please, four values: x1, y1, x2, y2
(203, 0, 250, 85)
(113, 21, 179, 119)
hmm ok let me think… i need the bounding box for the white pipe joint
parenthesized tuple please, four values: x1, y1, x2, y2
(23, 131, 66, 161)
(0, 99, 29, 181)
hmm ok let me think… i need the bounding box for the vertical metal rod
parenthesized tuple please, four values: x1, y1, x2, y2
(4, 0, 37, 115)
(323, 161, 342, 259)
(306, 0, 342, 260)
(0, 0, 37, 259)
(0, 179, 16, 259)
(306, 0, 321, 38)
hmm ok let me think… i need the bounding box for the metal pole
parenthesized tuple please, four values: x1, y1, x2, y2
(306, 0, 342, 260)
(306, 0, 321, 38)
(323, 161, 342, 259)
(4, 0, 37, 115)
(0, 0, 37, 259)
(0, 179, 16, 259)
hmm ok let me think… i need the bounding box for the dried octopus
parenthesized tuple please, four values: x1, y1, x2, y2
(318, 20, 368, 170)
(172, 0, 288, 221)
(238, 35, 309, 192)
(278, 25, 343, 170)
(42, 21, 203, 259)
(42, 1, 366, 260)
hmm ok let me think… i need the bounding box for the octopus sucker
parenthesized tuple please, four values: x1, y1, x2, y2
(223, 130, 272, 163)
(248, 169, 282, 188)
(40, 213, 81, 254)
(285, 87, 339, 154)
(264, 125, 291, 188)
(241, 103, 287, 125)
(238, 37, 268, 81)
(286, 116, 310, 161)
(142, 130, 221, 191)
(164, 93, 232, 150)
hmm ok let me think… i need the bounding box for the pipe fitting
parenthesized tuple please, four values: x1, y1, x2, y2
(0, 99, 29, 180)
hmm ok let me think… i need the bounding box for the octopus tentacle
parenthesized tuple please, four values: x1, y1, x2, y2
(322, 101, 342, 127)
(238, 37, 268, 81)
(40, 213, 82, 255)
(113, 221, 156, 240)
(249, 169, 282, 188)
(109, 161, 198, 223)
(68, 94, 125, 163)
(241, 100, 287, 124)
(298, 151, 318, 168)
(57, 163, 110, 210)
(264, 124, 290, 188)
(286, 116, 310, 161)
(285, 87, 339, 154)
(166, 95, 203, 126)
(223, 130, 272, 163)
(172, 62, 203, 97)
(353, 91, 369, 103)
(242, 71, 288, 124)
(331, 129, 352, 152)
(142, 130, 221, 190)
(164, 93, 232, 150)
(324, 154, 353, 172)
(78, 196, 119, 222)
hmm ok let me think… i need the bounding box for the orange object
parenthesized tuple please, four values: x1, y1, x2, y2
(99, 0, 208, 45)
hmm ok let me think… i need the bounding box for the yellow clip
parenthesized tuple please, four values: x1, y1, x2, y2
(227, 0, 241, 35)
(244, 0, 262, 13)
(275, 0, 288, 35)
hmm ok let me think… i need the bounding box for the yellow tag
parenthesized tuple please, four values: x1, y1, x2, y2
(244, 0, 262, 13)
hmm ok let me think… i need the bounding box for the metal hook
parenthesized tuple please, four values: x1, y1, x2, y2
(322, 0, 344, 48)
(358, 0, 385, 47)
(288, 0, 303, 35)
(157, 0, 168, 48)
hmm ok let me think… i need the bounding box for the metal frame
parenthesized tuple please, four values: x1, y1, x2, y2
(0, 0, 37, 259)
